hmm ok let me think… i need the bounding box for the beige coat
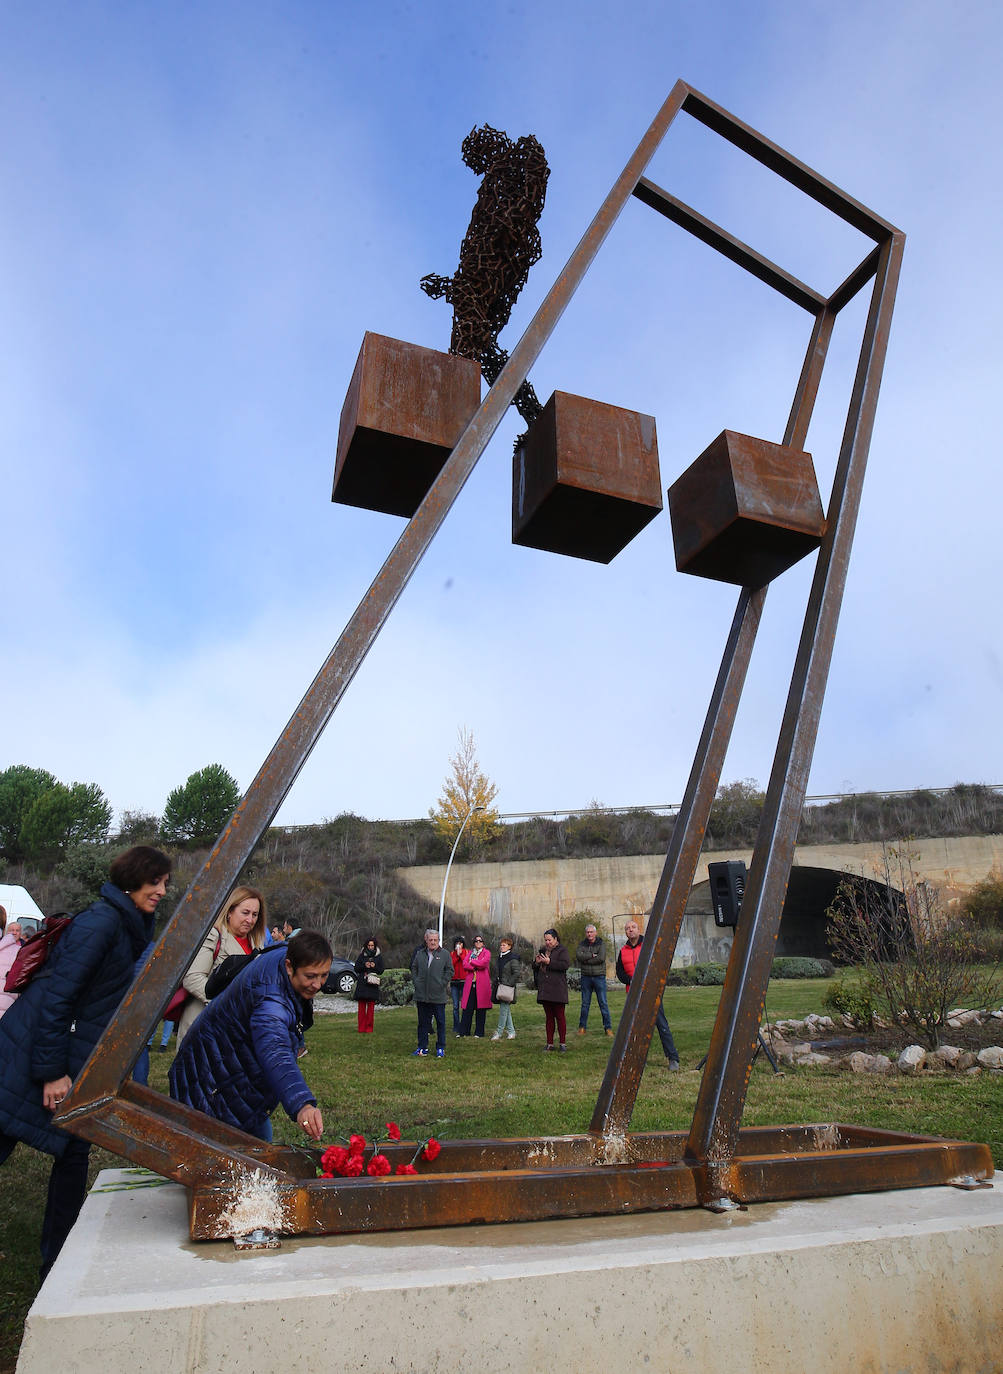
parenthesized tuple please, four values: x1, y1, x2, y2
(176, 926, 247, 1042)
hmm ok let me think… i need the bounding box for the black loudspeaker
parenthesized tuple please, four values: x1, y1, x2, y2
(708, 860, 746, 928)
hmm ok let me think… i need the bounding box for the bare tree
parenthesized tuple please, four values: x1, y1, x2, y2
(826, 844, 999, 1049)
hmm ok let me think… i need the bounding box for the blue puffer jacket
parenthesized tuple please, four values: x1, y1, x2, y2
(168, 945, 315, 1134)
(0, 883, 152, 1157)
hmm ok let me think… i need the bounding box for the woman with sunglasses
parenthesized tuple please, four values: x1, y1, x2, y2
(457, 934, 492, 1038)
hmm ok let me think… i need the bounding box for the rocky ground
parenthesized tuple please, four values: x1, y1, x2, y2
(763, 1007, 1003, 1075)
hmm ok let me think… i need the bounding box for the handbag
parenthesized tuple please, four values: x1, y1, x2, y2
(3, 914, 73, 993)
(165, 930, 221, 1021)
(163, 986, 189, 1023)
(365, 972, 381, 986)
(496, 981, 515, 1004)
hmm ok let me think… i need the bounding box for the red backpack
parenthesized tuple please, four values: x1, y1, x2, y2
(4, 915, 74, 993)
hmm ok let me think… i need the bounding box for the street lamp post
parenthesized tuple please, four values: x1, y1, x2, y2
(438, 802, 485, 942)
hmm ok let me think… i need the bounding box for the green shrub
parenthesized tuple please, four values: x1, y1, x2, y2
(666, 962, 727, 987)
(823, 979, 876, 1031)
(771, 956, 835, 979)
(963, 872, 1003, 930)
(379, 969, 414, 1006)
(691, 962, 727, 986)
(566, 966, 581, 992)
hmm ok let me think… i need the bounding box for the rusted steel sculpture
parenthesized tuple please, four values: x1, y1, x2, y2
(421, 123, 549, 427)
(54, 82, 992, 1242)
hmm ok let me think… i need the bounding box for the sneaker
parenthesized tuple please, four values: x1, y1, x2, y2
(491, 1032, 501, 1041)
(559, 1043, 568, 1052)
(666, 1058, 680, 1071)
(507, 1031, 516, 1039)
(411, 1048, 428, 1057)
(472, 1034, 483, 1039)
(542, 1044, 554, 1052)
(435, 1048, 445, 1058)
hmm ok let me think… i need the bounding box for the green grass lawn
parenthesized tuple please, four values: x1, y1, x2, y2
(3, 978, 1002, 1372)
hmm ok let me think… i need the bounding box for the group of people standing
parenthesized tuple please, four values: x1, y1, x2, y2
(401, 921, 679, 1063)
(408, 929, 523, 1056)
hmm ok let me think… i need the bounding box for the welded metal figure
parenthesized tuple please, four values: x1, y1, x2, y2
(53, 83, 993, 1242)
(421, 123, 549, 426)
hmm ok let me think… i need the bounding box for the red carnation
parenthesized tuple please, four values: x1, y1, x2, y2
(422, 1137, 441, 1162)
(367, 1153, 392, 1178)
(348, 1133, 367, 1157)
(321, 1145, 349, 1174)
(341, 1154, 365, 1177)
(319, 1170, 335, 1179)
(386, 1122, 402, 1141)
(395, 1163, 418, 1176)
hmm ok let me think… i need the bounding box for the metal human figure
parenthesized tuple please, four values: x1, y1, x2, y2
(421, 124, 550, 427)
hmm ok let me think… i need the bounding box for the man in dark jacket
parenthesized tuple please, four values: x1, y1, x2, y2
(410, 929, 454, 1058)
(575, 923, 612, 1036)
(615, 918, 680, 1069)
(169, 930, 332, 1140)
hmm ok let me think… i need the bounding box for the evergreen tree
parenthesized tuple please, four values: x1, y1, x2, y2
(0, 764, 57, 861)
(161, 763, 241, 845)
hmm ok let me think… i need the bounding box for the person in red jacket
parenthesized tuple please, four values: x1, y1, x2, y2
(449, 937, 467, 1034)
(615, 919, 680, 1070)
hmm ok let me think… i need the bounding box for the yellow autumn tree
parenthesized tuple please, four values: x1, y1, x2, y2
(431, 727, 500, 847)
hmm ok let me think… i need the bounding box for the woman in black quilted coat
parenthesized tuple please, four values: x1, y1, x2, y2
(0, 845, 171, 1279)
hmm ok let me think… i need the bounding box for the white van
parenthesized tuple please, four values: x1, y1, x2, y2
(0, 884, 46, 937)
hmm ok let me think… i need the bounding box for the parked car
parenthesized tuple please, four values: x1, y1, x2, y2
(322, 957, 358, 997)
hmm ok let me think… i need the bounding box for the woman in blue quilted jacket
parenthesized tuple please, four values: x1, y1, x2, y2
(169, 929, 332, 1143)
(0, 845, 172, 1280)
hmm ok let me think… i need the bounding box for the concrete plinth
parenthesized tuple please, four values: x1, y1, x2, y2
(17, 1171, 1003, 1374)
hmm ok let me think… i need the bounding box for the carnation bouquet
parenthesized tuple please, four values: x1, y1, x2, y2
(318, 1122, 442, 1179)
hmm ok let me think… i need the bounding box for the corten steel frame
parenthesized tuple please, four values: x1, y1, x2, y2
(55, 82, 992, 1239)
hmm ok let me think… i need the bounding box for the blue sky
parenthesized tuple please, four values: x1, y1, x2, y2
(2, 0, 1001, 826)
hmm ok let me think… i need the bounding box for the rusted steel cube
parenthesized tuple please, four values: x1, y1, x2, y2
(333, 332, 481, 517)
(667, 430, 825, 587)
(512, 391, 662, 563)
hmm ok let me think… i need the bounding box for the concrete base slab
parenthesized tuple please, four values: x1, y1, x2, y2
(17, 1170, 1003, 1374)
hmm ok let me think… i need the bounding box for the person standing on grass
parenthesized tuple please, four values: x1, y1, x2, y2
(576, 923, 612, 1037)
(615, 918, 680, 1070)
(458, 935, 492, 1038)
(353, 936, 384, 1034)
(449, 936, 468, 1034)
(491, 934, 520, 1040)
(410, 929, 454, 1058)
(534, 928, 570, 1051)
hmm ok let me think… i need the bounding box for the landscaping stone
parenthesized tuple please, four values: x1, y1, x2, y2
(976, 1047, 1003, 1069)
(933, 1045, 963, 1066)
(867, 1055, 893, 1074)
(897, 1045, 927, 1074)
(847, 1052, 874, 1073)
